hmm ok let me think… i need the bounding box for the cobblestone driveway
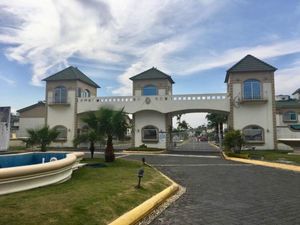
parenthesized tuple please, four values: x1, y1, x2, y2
(124, 154, 300, 225)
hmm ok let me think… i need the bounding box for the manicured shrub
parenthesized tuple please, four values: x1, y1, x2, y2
(223, 129, 244, 153)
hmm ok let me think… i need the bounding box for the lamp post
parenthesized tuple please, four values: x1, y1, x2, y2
(136, 168, 144, 188)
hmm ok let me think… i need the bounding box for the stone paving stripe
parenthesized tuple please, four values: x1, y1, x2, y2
(125, 153, 220, 158)
(115, 154, 129, 158)
(152, 163, 253, 167)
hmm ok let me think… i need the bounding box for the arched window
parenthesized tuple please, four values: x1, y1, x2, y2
(54, 125, 67, 140)
(142, 125, 158, 142)
(82, 89, 90, 98)
(243, 79, 261, 100)
(243, 125, 264, 142)
(143, 85, 157, 96)
(283, 111, 297, 122)
(54, 86, 67, 103)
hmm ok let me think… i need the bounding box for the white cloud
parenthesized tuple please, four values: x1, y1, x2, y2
(182, 39, 300, 75)
(0, 75, 15, 85)
(112, 40, 187, 95)
(275, 66, 300, 95)
(0, 0, 225, 90)
(1, 0, 300, 97)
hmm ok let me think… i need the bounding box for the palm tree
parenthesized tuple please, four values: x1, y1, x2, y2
(26, 126, 60, 152)
(73, 130, 98, 158)
(177, 120, 189, 131)
(74, 107, 129, 162)
(96, 107, 128, 162)
(74, 111, 103, 159)
(206, 113, 227, 142)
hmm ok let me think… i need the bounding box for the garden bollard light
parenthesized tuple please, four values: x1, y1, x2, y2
(136, 168, 144, 188)
(142, 157, 146, 165)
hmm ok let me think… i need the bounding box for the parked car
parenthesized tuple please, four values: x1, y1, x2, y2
(200, 136, 208, 142)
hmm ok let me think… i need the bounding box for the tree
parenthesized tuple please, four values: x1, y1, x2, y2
(26, 126, 60, 152)
(206, 113, 227, 142)
(73, 111, 103, 159)
(96, 107, 129, 162)
(74, 130, 99, 159)
(74, 107, 129, 162)
(223, 129, 244, 153)
(195, 124, 207, 136)
(177, 120, 189, 131)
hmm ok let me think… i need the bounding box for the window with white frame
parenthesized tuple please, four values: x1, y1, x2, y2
(54, 86, 67, 103)
(81, 89, 90, 98)
(243, 125, 264, 142)
(283, 111, 297, 122)
(243, 79, 261, 100)
(142, 125, 158, 142)
(143, 85, 157, 96)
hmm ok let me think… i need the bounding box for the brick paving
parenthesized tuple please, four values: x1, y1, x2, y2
(124, 152, 300, 225)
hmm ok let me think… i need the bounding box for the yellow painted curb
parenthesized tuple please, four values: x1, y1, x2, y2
(109, 163, 179, 225)
(222, 152, 300, 172)
(109, 183, 178, 225)
(208, 142, 220, 150)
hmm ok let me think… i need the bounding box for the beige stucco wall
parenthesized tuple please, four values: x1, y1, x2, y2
(46, 80, 97, 97)
(276, 109, 300, 126)
(17, 118, 45, 138)
(134, 110, 167, 148)
(76, 80, 97, 97)
(132, 79, 172, 96)
(46, 80, 98, 147)
(19, 104, 46, 118)
(228, 71, 273, 84)
(47, 89, 76, 147)
(46, 80, 77, 96)
(276, 110, 300, 150)
(232, 80, 275, 149)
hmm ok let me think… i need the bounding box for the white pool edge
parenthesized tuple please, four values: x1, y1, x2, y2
(0, 152, 84, 195)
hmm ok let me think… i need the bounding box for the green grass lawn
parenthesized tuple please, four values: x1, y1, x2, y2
(8, 146, 27, 151)
(0, 158, 171, 225)
(225, 150, 300, 165)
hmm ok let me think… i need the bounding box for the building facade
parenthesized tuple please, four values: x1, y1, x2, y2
(0, 107, 10, 151)
(15, 55, 300, 151)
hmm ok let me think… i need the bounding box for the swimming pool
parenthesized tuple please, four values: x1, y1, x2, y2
(0, 152, 67, 168)
(0, 152, 84, 195)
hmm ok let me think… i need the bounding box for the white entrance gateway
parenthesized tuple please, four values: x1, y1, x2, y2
(19, 55, 279, 150)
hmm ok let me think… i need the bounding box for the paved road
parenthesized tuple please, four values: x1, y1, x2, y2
(169, 139, 220, 156)
(171, 138, 219, 152)
(124, 153, 300, 225)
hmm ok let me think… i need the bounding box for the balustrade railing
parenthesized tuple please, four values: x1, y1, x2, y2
(77, 93, 227, 103)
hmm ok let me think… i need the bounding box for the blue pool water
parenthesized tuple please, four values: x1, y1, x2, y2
(0, 153, 67, 169)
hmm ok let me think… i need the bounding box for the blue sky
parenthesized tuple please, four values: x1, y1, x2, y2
(0, 0, 300, 127)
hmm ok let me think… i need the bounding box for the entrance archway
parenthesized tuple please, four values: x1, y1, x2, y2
(168, 110, 229, 153)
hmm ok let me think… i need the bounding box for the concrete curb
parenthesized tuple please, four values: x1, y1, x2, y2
(109, 164, 179, 225)
(222, 152, 300, 172)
